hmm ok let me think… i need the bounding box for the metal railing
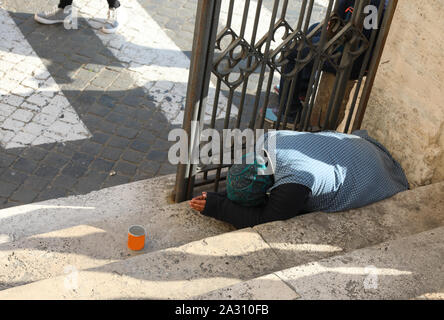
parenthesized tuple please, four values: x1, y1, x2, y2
(174, 0, 397, 202)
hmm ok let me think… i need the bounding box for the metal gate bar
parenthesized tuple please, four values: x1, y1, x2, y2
(173, 0, 221, 202)
(174, 0, 398, 202)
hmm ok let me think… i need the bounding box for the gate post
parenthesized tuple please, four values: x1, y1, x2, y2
(174, 0, 221, 203)
(352, 0, 398, 131)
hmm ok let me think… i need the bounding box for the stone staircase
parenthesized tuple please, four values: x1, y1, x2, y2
(197, 227, 444, 300)
(0, 174, 442, 299)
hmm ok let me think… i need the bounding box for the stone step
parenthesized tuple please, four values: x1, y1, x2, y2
(0, 182, 442, 299)
(251, 181, 444, 271)
(0, 174, 234, 291)
(197, 226, 444, 300)
(0, 228, 283, 299)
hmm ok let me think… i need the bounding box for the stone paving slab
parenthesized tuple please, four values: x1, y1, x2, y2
(196, 226, 444, 300)
(0, 174, 235, 291)
(0, 228, 282, 299)
(195, 273, 300, 300)
(275, 226, 444, 300)
(253, 181, 444, 270)
(194, 182, 444, 300)
(1, 182, 442, 299)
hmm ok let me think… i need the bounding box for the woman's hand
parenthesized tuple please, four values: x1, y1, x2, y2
(189, 192, 207, 212)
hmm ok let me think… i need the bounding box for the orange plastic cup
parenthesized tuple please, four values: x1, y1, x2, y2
(128, 225, 146, 251)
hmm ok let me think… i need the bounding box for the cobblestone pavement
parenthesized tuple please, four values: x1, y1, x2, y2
(0, 0, 326, 209)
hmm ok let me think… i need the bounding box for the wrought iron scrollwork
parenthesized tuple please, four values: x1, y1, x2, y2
(254, 19, 294, 55)
(269, 30, 317, 78)
(213, 27, 263, 89)
(322, 23, 370, 72)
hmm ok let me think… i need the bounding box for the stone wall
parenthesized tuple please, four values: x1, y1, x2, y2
(362, 0, 444, 188)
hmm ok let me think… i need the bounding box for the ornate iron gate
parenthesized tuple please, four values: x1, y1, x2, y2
(174, 0, 397, 202)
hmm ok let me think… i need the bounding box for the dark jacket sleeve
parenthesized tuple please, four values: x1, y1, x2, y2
(201, 184, 311, 229)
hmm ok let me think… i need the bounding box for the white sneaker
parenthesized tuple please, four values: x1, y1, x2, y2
(101, 8, 120, 34)
(34, 6, 72, 25)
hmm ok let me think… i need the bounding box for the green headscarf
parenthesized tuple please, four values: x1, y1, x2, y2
(226, 153, 274, 207)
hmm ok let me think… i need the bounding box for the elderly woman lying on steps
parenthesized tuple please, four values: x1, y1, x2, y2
(190, 130, 409, 229)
